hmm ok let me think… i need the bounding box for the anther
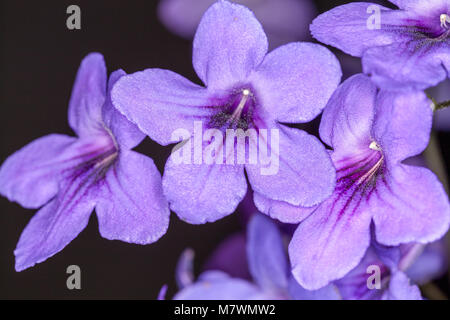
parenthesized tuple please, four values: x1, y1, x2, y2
(440, 14, 450, 29)
(369, 141, 381, 151)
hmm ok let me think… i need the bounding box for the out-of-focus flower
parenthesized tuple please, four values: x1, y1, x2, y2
(311, 0, 450, 91)
(255, 74, 450, 290)
(429, 79, 450, 130)
(112, 0, 341, 224)
(158, 0, 317, 49)
(0, 53, 170, 271)
(173, 214, 340, 300)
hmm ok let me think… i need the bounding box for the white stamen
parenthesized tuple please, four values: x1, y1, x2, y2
(369, 141, 381, 151)
(230, 89, 250, 122)
(440, 14, 450, 29)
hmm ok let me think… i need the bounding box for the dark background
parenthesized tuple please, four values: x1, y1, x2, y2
(0, 0, 448, 299)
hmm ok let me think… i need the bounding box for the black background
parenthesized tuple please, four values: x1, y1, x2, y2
(0, 0, 448, 299)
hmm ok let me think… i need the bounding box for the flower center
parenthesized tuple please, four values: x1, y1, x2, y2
(440, 14, 450, 29)
(209, 88, 256, 131)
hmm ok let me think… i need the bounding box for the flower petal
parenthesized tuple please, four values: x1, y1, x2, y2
(372, 164, 450, 246)
(288, 276, 341, 300)
(250, 42, 341, 123)
(253, 192, 316, 224)
(96, 150, 170, 244)
(363, 41, 449, 91)
(162, 155, 247, 224)
(173, 271, 262, 300)
(247, 214, 288, 292)
(102, 70, 145, 150)
(192, 0, 268, 90)
(406, 241, 448, 285)
(111, 68, 213, 146)
(0, 134, 78, 209)
(382, 271, 422, 300)
(289, 191, 373, 290)
(14, 175, 96, 271)
(310, 3, 403, 57)
(372, 90, 432, 165)
(319, 74, 377, 155)
(246, 125, 335, 207)
(68, 53, 106, 137)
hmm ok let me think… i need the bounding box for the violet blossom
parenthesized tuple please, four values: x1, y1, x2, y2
(157, 0, 317, 49)
(112, 0, 341, 224)
(0, 53, 170, 271)
(255, 74, 450, 289)
(310, 0, 450, 91)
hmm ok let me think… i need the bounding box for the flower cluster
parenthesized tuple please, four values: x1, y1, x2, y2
(0, 0, 449, 299)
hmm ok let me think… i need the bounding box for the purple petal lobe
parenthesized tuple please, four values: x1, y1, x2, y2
(372, 164, 450, 246)
(96, 150, 170, 244)
(373, 90, 432, 165)
(163, 155, 247, 224)
(246, 125, 335, 207)
(111, 69, 213, 146)
(0, 134, 78, 208)
(192, 0, 268, 89)
(68, 53, 107, 137)
(250, 42, 341, 123)
(102, 69, 145, 149)
(247, 214, 288, 292)
(288, 276, 340, 300)
(383, 271, 422, 300)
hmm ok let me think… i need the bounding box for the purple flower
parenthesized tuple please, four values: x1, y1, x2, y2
(173, 214, 340, 300)
(255, 74, 450, 289)
(112, 0, 341, 224)
(158, 0, 317, 49)
(310, 0, 450, 91)
(335, 243, 423, 300)
(0, 53, 170, 271)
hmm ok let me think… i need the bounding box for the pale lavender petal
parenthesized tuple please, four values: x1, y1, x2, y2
(250, 42, 341, 123)
(0, 134, 81, 209)
(173, 271, 261, 300)
(192, 0, 268, 90)
(102, 70, 145, 149)
(289, 190, 373, 290)
(288, 276, 341, 300)
(14, 175, 96, 271)
(96, 150, 170, 244)
(382, 271, 422, 300)
(319, 74, 377, 155)
(111, 68, 213, 146)
(247, 214, 288, 292)
(163, 155, 247, 224)
(253, 192, 316, 224)
(68, 53, 106, 138)
(373, 90, 432, 164)
(246, 125, 335, 207)
(372, 164, 450, 246)
(310, 3, 403, 56)
(176, 248, 195, 289)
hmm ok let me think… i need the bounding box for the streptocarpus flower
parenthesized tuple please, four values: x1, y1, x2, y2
(255, 74, 450, 289)
(173, 214, 340, 300)
(158, 0, 317, 49)
(310, 0, 450, 91)
(112, 0, 341, 224)
(0, 53, 170, 271)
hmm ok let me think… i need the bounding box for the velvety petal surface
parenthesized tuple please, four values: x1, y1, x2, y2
(372, 164, 450, 246)
(95, 150, 169, 244)
(0, 134, 80, 209)
(192, 0, 268, 90)
(163, 156, 247, 224)
(288, 277, 341, 300)
(68, 53, 106, 138)
(246, 125, 335, 207)
(247, 214, 288, 292)
(250, 42, 341, 123)
(111, 69, 213, 146)
(102, 70, 145, 149)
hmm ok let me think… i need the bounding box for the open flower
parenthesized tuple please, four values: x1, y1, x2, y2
(0, 53, 170, 271)
(112, 0, 341, 224)
(158, 0, 317, 49)
(173, 214, 340, 300)
(255, 74, 450, 289)
(311, 0, 450, 91)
